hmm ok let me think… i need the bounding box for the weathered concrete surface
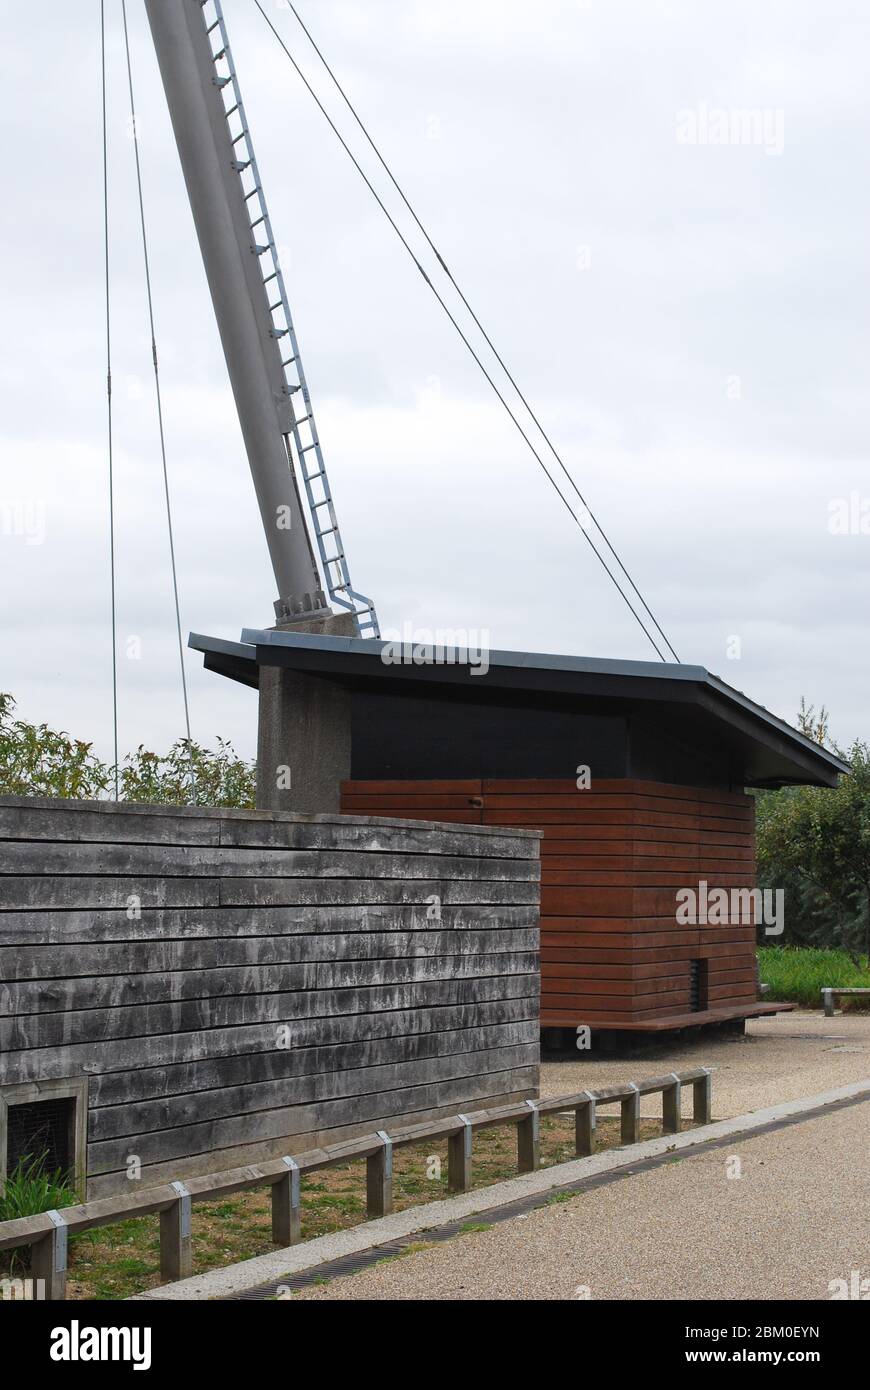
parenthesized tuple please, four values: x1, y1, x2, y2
(257, 665, 351, 813)
(542, 1009, 870, 1118)
(256, 610, 357, 814)
(292, 1088, 870, 1302)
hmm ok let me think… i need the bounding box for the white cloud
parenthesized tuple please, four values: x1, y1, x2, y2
(1, 0, 867, 762)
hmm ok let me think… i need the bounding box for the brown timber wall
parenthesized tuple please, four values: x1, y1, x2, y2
(0, 797, 540, 1197)
(341, 778, 759, 1030)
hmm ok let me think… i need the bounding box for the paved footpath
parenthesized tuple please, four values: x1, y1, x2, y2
(293, 1093, 870, 1301)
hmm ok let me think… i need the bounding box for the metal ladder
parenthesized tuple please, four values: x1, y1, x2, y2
(199, 0, 379, 636)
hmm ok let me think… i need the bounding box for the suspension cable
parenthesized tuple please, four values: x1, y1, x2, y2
(101, 0, 120, 798)
(252, 0, 675, 662)
(284, 1, 679, 664)
(121, 0, 196, 800)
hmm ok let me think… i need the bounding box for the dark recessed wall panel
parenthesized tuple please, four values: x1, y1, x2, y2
(351, 691, 629, 780)
(628, 714, 733, 790)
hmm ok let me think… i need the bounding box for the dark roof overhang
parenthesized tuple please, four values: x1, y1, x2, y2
(188, 629, 849, 789)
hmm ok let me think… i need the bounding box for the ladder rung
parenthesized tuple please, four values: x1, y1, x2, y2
(312, 497, 331, 509)
(318, 524, 338, 538)
(232, 129, 249, 146)
(305, 469, 325, 481)
(281, 357, 297, 368)
(224, 102, 240, 118)
(268, 299, 282, 311)
(299, 443, 319, 454)
(245, 186, 263, 202)
(263, 271, 278, 284)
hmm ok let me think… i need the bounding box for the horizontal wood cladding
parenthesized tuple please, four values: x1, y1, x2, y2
(340, 777, 759, 1030)
(0, 798, 540, 1196)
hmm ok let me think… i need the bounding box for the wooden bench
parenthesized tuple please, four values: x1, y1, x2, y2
(822, 987, 870, 1017)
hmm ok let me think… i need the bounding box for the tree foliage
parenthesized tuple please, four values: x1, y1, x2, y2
(0, 693, 110, 800)
(756, 702, 869, 963)
(118, 739, 256, 809)
(0, 693, 255, 810)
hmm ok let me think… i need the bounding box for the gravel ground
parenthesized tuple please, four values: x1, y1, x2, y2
(292, 1096, 870, 1301)
(541, 1009, 870, 1118)
(288, 1010, 870, 1302)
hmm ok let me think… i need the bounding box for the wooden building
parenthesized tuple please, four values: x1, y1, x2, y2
(192, 630, 848, 1036)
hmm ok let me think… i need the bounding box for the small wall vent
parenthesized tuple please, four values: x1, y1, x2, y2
(689, 959, 709, 1013)
(0, 1079, 88, 1193)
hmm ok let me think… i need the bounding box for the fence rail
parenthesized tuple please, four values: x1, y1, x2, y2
(0, 1066, 712, 1300)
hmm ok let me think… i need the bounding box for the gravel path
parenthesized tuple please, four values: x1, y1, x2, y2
(288, 1010, 870, 1302)
(292, 1095, 870, 1301)
(542, 1009, 870, 1118)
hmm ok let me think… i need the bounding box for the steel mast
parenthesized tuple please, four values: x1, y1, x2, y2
(144, 0, 378, 634)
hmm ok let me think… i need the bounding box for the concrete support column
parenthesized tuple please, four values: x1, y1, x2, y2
(256, 666, 351, 814)
(255, 609, 356, 814)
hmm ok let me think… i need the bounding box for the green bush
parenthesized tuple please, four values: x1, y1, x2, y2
(758, 946, 870, 1009)
(0, 693, 255, 809)
(756, 702, 869, 962)
(118, 739, 255, 809)
(0, 693, 110, 800)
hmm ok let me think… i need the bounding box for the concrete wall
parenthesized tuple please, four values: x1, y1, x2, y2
(0, 797, 540, 1197)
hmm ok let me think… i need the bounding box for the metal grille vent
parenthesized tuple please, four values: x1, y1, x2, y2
(6, 1098, 74, 1178)
(689, 959, 709, 1013)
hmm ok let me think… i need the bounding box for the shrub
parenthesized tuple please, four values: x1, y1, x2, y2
(0, 693, 256, 810)
(0, 693, 110, 800)
(758, 946, 870, 1009)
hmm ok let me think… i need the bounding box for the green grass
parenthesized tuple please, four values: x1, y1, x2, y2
(0, 1153, 79, 1276)
(0, 1153, 78, 1227)
(58, 1114, 668, 1300)
(759, 946, 870, 1008)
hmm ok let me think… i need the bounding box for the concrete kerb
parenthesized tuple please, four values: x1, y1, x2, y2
(130, 1077, 870, 1301)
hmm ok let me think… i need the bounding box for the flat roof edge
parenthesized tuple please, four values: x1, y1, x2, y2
(189, 629, 849, 786)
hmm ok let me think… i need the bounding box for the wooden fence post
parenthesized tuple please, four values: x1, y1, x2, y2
(160, 1181, 193, 1282)
(30, 1210, 67, 1301)
(620, 1083, 641, 1144)
(272, 1157, 302, 1246)
(366, 1131, 393, 1218)
(517, 1100, 540, 1173)
(662, 1074, 682, 1135)
(575, 1093, 595, 1157)
(448, 1115, 473, 1193)
(692, 1069, 712, 1125)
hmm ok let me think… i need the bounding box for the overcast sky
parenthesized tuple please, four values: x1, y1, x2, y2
(1, 0, 868, 764)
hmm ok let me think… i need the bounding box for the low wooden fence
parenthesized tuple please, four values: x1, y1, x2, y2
(0, 1067, 712, 1300)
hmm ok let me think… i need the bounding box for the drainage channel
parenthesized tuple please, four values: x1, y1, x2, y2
(227, 1087, 870, 1300)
